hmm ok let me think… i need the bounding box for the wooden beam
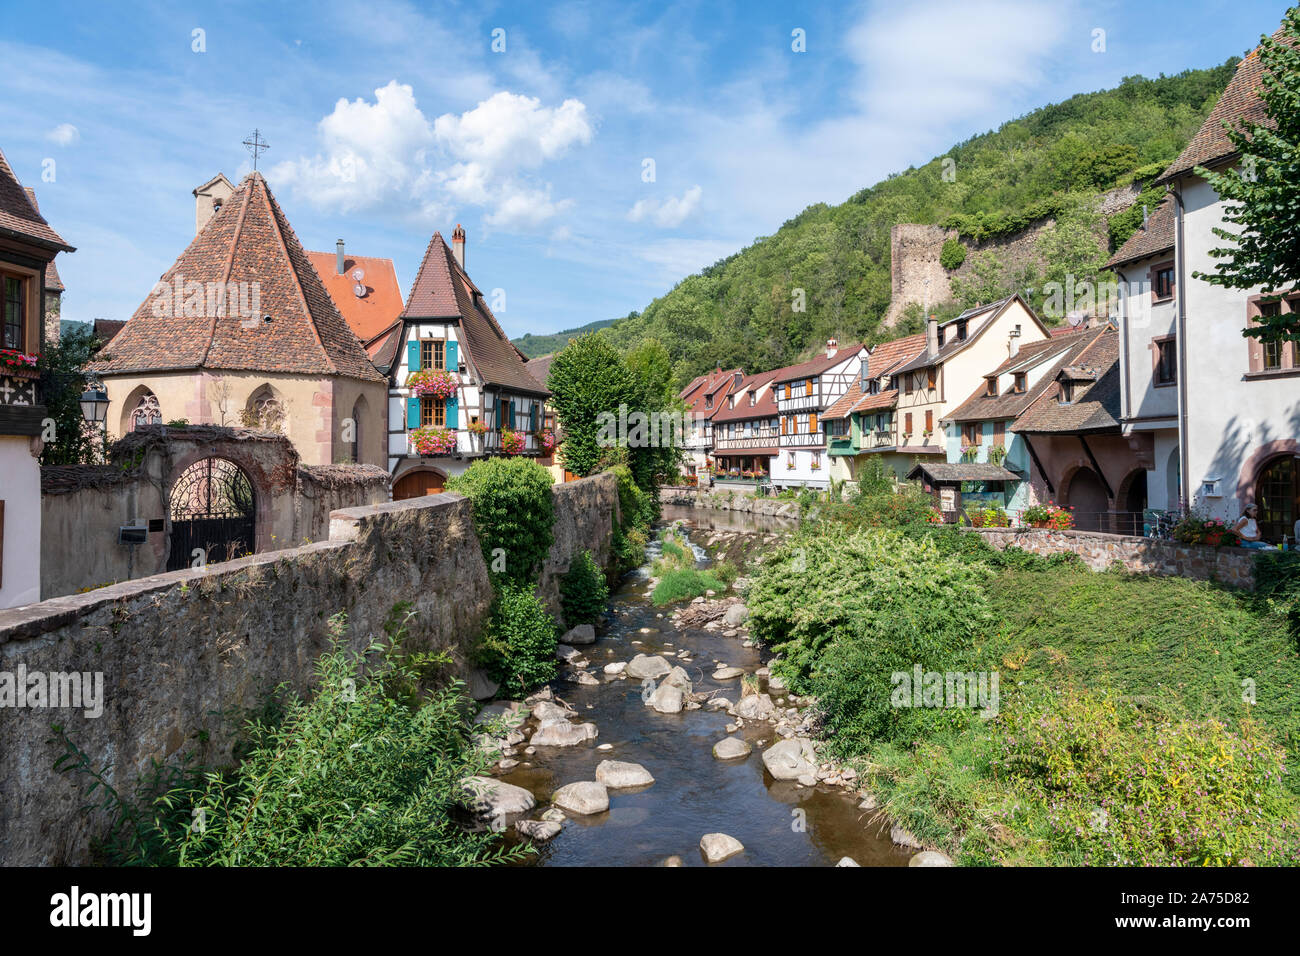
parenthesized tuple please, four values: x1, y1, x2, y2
(1022, 434, 1054, 495)
(1078, 434, 1114, 500)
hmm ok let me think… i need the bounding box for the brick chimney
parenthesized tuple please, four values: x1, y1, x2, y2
(336, 239, 345, 275)
(452, 223, 466, 270)
(826, 338, 838, 359)
(926, 315, 939, 356)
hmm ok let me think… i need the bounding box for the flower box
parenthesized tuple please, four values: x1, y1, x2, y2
(410, 426, 457, 456)
(407, 368, 459, 399)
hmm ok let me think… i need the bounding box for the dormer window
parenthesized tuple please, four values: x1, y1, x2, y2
(749, 391, 756, 406)
(1013, 373, 1026, 394)
(986, 377, 998, 397)
(705, 394, 713, 409)
(868, 379, 881, 395)
(956, 319, 968, 341)
(1058, 381, 1075, 404)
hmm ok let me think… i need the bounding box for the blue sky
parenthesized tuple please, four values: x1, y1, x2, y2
(0, 0, 1292, 338)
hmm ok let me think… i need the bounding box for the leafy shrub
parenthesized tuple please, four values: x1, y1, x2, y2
(560, 549, 609, 626)
(59, 616, 523, 866)
(1022, 502, 1074, 529)
(940, 237, 968, 271)
(613, 523, 648, 570)
(996, 691, 1292, 865)
(448, 457, 555, 584)
(610, 462, 656, 531)
(652, 568, 728, 606)
(1171, 512, 1240, 547)
(482, 582, 558, 695)
(747, 527, 995, 699)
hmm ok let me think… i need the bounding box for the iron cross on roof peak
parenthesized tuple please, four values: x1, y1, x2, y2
(242, 129, 270, 170)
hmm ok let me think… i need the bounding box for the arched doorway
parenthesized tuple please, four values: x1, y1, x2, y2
(167, 457, 257, 570)
(393, 469, 445, 500)
(1065, 467, 1108, 532)
(1119, 470, 1147, 535)
(1255, 455, 1297, 544)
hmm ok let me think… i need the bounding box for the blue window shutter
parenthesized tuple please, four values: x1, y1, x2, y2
(446, 338, 459, 372)
(530, 403, 537, 432)
(446, 397, 458, 430)
(508, 399, 516, 429)
(407, 396, 420, 430)
(407, 339, 420, 372)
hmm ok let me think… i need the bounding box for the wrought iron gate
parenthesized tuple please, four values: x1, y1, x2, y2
(167, 457, 256, 570)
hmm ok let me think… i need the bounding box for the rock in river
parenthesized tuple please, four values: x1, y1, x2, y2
(552, 781, 610, 815)
(627, 654, 672, 680)
(560, 623, 597, 645)
(712, 666, 744, 680)
(595, 760, 655, 788)
(891, 826, 923, 850)
(723, 604, 749, 627)
(712, 737, 752, 760)
(647, 683, 684, 714)
(731, 694, 776, 721)
(699, 832, 745, 863)
(516, 819, 562, 842)
(909, 850, 954, 867)
(761, 737, 818, 780)
(531, 721, 598, 747)
(604, 661, 627, 675)
(459, 776, 536, 818)
(662, 665, 693, 693)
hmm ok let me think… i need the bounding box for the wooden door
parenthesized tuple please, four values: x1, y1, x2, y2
(393, 470, 445, 500)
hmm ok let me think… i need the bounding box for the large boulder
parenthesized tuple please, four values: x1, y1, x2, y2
(515, 819, 562, 842)
(662, 666, 693, 694)
(459, 776, 536, 818)
(731, 694, 776, 721)
(723, 604, 749, 627)
(561, 624, 597, 645)
(595, 760, 655, 788)
(532, 700, 573, 723)
(761, 738, 817, 781)
(531, 721, 599, 747)
(712, 737, 752, 760)
(627, 654, 672, 680)
(699, 832, 744, 864)
(466, 669, 499, 701)
(552, 781, 610, 815)
(647, 683, 684, 714)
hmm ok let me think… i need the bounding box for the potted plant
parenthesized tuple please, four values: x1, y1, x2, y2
(0, 348, 39, 378)
(539, 428, 557, 452)
(1172, 514, 1241, 548)
(466, 419, 488, 435)
(1023, 502, 1073, 530)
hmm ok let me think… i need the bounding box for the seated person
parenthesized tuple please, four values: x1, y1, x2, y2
(1233, 503, 1271, 550)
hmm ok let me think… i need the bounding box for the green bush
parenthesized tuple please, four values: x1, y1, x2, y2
(940, 237, 968, 271)
(448, 457, 555, 584)
(996, 691, 1292, 865)
(482, 582, 558, 695)
(59, 616, 523, 867)
(560, 550, 609, 626)
(651, 568, 728, 606)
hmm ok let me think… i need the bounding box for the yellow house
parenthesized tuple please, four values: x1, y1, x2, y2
(87, 171, 389, 467)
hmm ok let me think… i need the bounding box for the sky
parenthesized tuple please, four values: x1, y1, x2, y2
(0, 0, 1292, 339)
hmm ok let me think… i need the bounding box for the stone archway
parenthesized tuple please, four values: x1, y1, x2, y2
(166, 456, 257, 570)
(1255, 454, 1298, 544)
(1064, 466, 1109, 532)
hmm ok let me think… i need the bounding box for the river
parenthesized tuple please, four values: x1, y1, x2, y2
(498, 504, 910, 867)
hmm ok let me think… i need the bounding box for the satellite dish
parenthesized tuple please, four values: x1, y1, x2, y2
(353, 282, 366, 298)
(1066, 311, 1086, 328)
(351, 268, 365, 282)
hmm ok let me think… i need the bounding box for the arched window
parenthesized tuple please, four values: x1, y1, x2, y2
(242, 385, 285, 433)
(349, 396, 367, 464)
(129, 391, 162, 432)
(1256, 456, 1298, 544)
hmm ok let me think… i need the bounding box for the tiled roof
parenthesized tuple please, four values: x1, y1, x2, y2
(908, 462, 1023, 483)
(1106, 196, 1176, 268)
(710, 373, 778, 423)
(305, 250, 404, 344)
(824, 332, 926, 420)
(770, 343, 863, 384)
(401, 232, 548, 395)
(22, 189, 66, 290)
(364, 320, 404, 373)
(525, 354, 555, 390)
(1012, 329, 1121, 434)
(852, 388, 901, 414)
(945, 329, 1101, 424)
(684, 367, 744, 420)
(93, 319, 126, 347)
(893, 296, 1038, 375)
(823, 382, 864, 421)
(0, 147, 72, 251)
(1158, 32, 1283, 183)
(88, 172, 383, 382)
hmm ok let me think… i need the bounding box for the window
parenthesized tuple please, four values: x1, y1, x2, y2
(784, 382, 791, 399)
(705, 393, 713, 408)
(420, 339, 445, 371)
(1013, 373, 1026, 394)
(749, 391, 756, 407)
(1058, 381, 1074, 405)
(868, 379, 880, 395)
(905, 373, 914, 395)
(421, 397, 445, 427)
(985, 376, 998, 397)
(956, 319, 968, 341)
(962, 423, 980, 446)
(130, 393, 162, 431)
(781, 416, 788, 435)
(1154, 337, 1177, 385)
(1248, 297, 1297, 373)
(1153, 265, 1175, 301)
(926, 367, 937, 390)
(905, 412, 913, 435)
(2, 275, 25, 351)
(925, 410, 933, 433)
(1261, 302, 1282, 370)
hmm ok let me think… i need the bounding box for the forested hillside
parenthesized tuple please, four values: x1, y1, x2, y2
(512, 318, 618, 358)
(594, 62, 1238, 387)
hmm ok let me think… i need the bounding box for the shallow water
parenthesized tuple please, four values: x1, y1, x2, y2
(503, 510, 909, 867)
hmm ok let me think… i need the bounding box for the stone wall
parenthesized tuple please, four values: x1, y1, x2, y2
(969, 526, 1258, 589)
(660, 486, 801, 518)
(0, 471, 619, 865)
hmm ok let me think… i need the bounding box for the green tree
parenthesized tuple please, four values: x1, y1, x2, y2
(949, 251, 1009, 309)
(548, 333, 637, 479)
(447, 457, 555, 585)
(1195, 8, 1300, 343)
(939, 238, 968, 271)
(37, 324, 106, 465)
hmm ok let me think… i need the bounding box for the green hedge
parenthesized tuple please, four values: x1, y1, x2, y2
(448, 458, 555, 585)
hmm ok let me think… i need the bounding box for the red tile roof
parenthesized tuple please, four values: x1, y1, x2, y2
(401, 232, 548, 395)
(823, 332, 925, 420)
(0, 146, 72, 252)
(88, 171, 383, 382)
(683, 367, 744, 419)
(770, 343, 863, 384)
(710, 373, 778, 423)
(1012, 330, 1121, 434)
(305, 250, 403, 344)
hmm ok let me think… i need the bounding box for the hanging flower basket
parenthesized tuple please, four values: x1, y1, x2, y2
(408, 368, 459, 399)
(501, 428, 526, 456)
(539, 429, 557, 452)
(410, 425, 457, 456)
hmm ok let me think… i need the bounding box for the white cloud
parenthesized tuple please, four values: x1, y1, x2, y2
(46, 123, 79, 146)
(627, 185, 702, 228)
(274, 84, 591, 229)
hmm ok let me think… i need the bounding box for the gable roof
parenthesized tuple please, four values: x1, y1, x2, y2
(1157, 28, 1289, 184)
(945, 328, 1104, 423)
(401, 232, 547, 396)
(682, 367, 744, 420)
(821, 331, 928, 421)
(525, 353, 555, 390)
(22, 189, 66, 291)
(0, 147, 73, 252)
(710, 372, 778, 423)
(894, 295, 1045, 375)
(771, 343, 863, 384)
(1106, 196, 1176, 269)
(305, 250, 404, 344)
(1011, 329, 1121, 434)
(88, 171, 383, 382)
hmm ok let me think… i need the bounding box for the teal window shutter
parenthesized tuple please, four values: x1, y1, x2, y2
(407, 396, 420, 430)
(508, 398, 516, 429)
(530, 403, 537, 432)
(446, 339, 459, 372)
(446, 397, 458, 430)
(407, 339, 420, 373)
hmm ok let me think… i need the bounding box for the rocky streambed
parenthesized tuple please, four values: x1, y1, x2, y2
(461, 510, 952, 867)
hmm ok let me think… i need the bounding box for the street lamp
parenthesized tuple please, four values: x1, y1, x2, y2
(79, 384, 109, 426)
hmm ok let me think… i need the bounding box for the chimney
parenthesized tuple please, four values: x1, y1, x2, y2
(1142, 205, 1150, 231)
(452, 223, 466, 270)
(336, 239, 345, 275)
(926, 315, 939, 356)
(826, 338, 837, 359)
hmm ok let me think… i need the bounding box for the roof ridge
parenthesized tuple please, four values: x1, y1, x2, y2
(198, 177, 253, 367)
